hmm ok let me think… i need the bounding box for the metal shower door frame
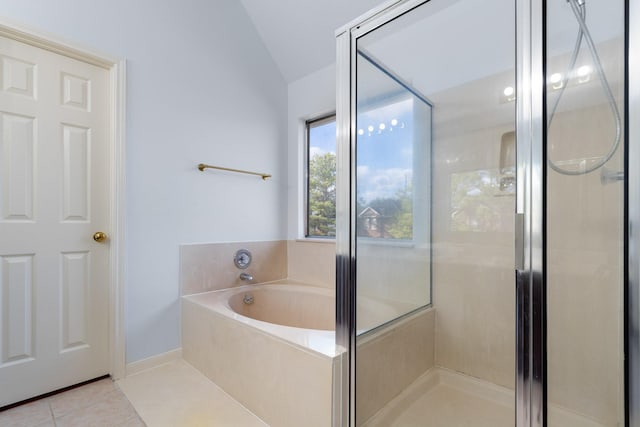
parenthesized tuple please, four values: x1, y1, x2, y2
(335, 0, 637, 426)
(627, 0, 639, 426)
(335, 0, 542, 425)
(335, 3, 425, 426)
(515, 0, 545, 426)
(527, 1, 635, 426)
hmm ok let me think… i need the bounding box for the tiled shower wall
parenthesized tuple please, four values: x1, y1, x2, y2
(179, 240, 336, 295)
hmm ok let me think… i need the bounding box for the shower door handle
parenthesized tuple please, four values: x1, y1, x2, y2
(515, 213, 525, 271)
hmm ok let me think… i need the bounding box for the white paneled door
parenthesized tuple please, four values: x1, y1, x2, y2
(0, 35, 110, 407)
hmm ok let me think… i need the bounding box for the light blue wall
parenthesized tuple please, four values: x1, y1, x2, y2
(287, 64, 336, 239)
(0, 0, 288, 363)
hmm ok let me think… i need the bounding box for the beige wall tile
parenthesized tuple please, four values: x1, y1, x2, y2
(182, 300, 334, 427)
(431, 98, 623, 424)
(432, 247, 515, 389)
(430, 118, 517, 390)
(356, 308, 435, 425)
(181, 239, 337, 294)
(357, 243, 430, 305)
(545, 104, 624, 425)
(286, 240, 335, 288)
(180, 240, 287, 295)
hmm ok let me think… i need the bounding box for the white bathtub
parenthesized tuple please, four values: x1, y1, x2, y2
(229, 284, 335, 330)
(183, 281, 338, 357)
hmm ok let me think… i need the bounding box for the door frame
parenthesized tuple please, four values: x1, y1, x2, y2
(0, 20, 127, 380)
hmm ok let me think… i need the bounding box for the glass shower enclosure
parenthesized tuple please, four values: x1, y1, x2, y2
(335, 0, 635, 426)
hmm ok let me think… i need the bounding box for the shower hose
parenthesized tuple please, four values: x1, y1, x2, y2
(547, 0, 622, 176)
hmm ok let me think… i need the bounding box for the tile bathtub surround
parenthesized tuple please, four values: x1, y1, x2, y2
(181, 239, 337, 296)
(180, 240, 287, 295)
(286, 239, 336, 288)
(0, 378, 145, 427)
(182, 298, 334, 427)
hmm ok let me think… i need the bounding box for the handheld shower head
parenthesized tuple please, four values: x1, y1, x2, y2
(549, 0, 622, 177)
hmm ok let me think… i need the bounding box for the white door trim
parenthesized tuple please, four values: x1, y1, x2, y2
(0, 19, 126, 380)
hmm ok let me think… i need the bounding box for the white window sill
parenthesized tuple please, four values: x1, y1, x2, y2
(296, 238, 336, 244)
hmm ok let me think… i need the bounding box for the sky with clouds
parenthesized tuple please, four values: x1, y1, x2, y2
(309, 97, 427, 204)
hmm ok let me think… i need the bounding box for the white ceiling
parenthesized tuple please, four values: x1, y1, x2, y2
(240, 0, 623, 85)
(239, 0, 384, 83)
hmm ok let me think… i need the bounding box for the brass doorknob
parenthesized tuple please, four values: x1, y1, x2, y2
(93, 232, 108, 242)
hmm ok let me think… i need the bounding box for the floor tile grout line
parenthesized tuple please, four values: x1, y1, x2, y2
(47, 398, 57, 427)
(0, 379, 139, 427)
(178, 360, 269, 425)
(55, 388, 132, 424)
(50, 379, 119, 420)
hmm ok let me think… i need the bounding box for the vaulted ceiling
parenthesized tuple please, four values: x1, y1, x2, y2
(239, 0, 384, 83)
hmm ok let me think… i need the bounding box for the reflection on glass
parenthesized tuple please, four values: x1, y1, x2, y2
(356, 51, 432, 334)
(352, 1, 516, 425)
(450, 168, 514, 233)
(545, 0, 625, 425)
(357, 97, 415, 240)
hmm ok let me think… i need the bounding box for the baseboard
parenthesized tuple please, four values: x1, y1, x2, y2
(125, 348, 182, 377)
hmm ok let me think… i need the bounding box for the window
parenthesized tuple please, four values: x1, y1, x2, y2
(306, 115, 336, 238)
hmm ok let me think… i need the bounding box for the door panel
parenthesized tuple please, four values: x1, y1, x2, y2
(1, 112, 35, 221)
(545, 1, 626, 425)
(0, 35, 110, 407)
(352, 1, 516, 425)
(1, 254, 33, 366)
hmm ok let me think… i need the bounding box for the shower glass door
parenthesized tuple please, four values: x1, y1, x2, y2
(348, 0, 517, 425)
(337, 0, 631, 426)
(545, 0, 626, 426)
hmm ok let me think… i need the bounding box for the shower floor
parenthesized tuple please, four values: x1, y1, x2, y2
(363, 368, 610, 427)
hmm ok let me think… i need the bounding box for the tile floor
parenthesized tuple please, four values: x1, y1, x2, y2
(0, 359, 614, 427)
(117, 360, 267, 427)
(0, 377, 145, 427)
(0, 359, 266, 427)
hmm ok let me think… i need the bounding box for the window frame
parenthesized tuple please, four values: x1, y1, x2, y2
(305, 113, 337, 239)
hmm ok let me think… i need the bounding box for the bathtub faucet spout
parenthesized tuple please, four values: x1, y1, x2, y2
(239, 272, 253, 282)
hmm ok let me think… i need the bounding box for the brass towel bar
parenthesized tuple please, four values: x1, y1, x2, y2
(197, 163, 272, 181)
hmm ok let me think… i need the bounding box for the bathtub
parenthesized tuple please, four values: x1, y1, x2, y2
(181, 280, 339, 427)
(181, 280, 432, 427)
(183, 281, 338, 357)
